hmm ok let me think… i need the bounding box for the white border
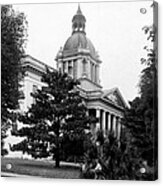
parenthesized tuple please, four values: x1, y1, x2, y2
(0, 0, 162, 185)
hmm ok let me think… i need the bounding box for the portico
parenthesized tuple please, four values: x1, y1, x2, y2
(88, 100, 123, 139)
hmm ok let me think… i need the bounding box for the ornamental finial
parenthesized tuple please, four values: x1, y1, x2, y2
(77, 3, 82, 14)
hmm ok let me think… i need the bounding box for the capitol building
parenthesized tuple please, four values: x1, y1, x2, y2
(5, 5, 127, 157)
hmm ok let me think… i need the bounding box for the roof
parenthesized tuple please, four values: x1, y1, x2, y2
(63, 32, 96, 59)
(102, 87, 128, 109)
(79, 86, 128, 110)
(21, 55, 55, 75)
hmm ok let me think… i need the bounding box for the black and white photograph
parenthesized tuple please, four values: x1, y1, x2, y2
(1, 0, 158, 180)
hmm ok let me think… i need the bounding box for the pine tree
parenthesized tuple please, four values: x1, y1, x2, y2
(1, 5, 27, 155)
(11, 69, 96, 167)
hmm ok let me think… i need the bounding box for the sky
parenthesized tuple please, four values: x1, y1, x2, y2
(13, 0, 154, 102)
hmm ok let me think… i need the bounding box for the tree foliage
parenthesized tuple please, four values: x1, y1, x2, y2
(123, 24, 158, 180)
(11, 70, 96, 167)
(1, 5, 27, 156)
(81, 131, 154, 180)
(60, 130, 86, 162)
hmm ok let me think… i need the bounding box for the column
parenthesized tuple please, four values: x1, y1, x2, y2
(85, 60, 88, 77)
(65, 61, 68, 73)
(68, 61, 70, 74)
(58, 61, 62, 72)
(73, 60, 77, 78)
(116, 117, 119, 138)
(108, 112, 111, 132)
(71, 60, 74, 77)
(92, 63, 94, 81)
(102, 110, 106, 130)
(113, 115, 117, 137)
(117, 117, 122, 140)
(96, 65, 100, 84)
(104, 112, 109, 136)
(90, 62, 92, 80)
(76, 58, 81, 78)
(96, 108, 100, 130)
(87, 59, 91, 79)
(93, 64, 96, 82)
(94, 65, 97, 83)
(62, 62, 64, 73)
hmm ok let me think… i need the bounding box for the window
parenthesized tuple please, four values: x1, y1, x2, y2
(32, 85, 38, 104)
(82, 59, 87, 75)
(33, 85, 38, 93)
(91, 63, 94, 81)
(68, 61, 72, 75)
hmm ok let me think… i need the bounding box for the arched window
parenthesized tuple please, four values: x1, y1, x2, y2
(82, 59, 87, 77)
(83, 60, 86, 73)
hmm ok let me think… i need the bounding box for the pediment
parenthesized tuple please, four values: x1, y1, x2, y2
(102, 88, 127, 108)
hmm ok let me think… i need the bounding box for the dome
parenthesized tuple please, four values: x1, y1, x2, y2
(63, 32, 96, 58)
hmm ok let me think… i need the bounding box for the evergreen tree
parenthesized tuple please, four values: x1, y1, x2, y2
(61, 129, 87, 162)
(81, 130, 154, 180)
(123, 24, 158, 180)
(11, 69, 96, 167)
(1, 5, 27, 155)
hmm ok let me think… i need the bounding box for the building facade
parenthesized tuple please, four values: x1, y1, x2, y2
(55, 5, 127, 139)
(4, 55, 54, 158)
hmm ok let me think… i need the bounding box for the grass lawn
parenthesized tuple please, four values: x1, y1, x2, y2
(1, 157, 81, 179)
